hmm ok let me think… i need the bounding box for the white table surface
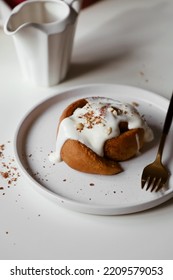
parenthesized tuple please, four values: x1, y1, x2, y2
(0, 0, 173, 260)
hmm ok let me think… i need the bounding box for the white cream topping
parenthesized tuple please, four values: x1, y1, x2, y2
(49, 97, 154, 162)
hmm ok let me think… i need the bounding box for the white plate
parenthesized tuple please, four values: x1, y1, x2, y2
(14, 84, 173, 215)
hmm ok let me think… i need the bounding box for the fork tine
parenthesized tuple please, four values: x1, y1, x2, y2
(150, 177, 161, 192)
(155, 180, 166, 192)
(141, 178, 147, 189)
(141, 169, 148, 188)
(146, 177, 153, 191)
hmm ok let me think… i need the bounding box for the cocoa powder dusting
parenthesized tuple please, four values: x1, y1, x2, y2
(0, 142, 20, 193)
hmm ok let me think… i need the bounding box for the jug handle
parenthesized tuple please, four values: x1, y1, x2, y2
(63, 0, 83, 14)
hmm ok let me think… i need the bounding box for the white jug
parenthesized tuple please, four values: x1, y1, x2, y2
(4, 0, 82, 86)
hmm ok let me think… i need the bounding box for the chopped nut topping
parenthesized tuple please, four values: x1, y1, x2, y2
(0, 145, 5, 151)
(76, 122, 84, 132)
(132, 102, 139, 107)
(112, 110, 117, 116)
(0, 172, 9, 178)
(108, 107, 114, 113)
(106, 127, 112, 135)
(77, 108, 105, 129)
(112, 107, 123, 115)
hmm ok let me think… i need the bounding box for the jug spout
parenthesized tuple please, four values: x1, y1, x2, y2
(4, 0, 72, 35)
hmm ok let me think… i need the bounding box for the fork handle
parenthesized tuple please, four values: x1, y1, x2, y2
(158, 92, 173, 158)
(163, 92, 173, 135)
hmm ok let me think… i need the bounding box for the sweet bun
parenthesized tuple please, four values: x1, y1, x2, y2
(49, 97, 153, 175)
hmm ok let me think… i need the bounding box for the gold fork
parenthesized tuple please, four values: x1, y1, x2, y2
(141, 92, 173, 192)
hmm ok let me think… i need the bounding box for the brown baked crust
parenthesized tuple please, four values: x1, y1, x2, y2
(58, 98, 145, 175)
(61, 139, 123, 175)
(104, 128, 144, 161)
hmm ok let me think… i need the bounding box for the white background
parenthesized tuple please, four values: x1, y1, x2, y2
(0, 0, 173, 260)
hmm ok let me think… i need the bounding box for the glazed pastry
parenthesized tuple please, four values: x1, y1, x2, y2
(49, 97, 153, 175)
